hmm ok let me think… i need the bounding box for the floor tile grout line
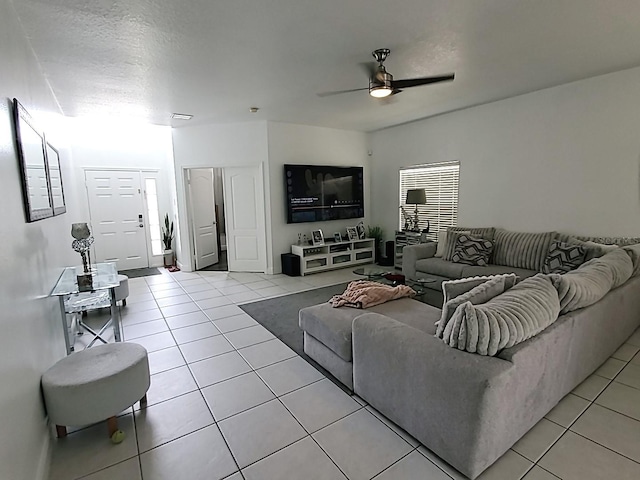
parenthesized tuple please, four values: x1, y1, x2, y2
(568, 429, 640, 466)
(369, 450, 428, 480)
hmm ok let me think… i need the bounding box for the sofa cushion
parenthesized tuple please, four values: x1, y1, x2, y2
(434, 231, 447, 258)
(623, 244, 640, 277)
(449, 226, 496, 241)
(436, 274, 517, 339)
(555, 234, 619, 261)
(299, 298, 440, 362)
(441, 274, 560, 356)
(451, 234, 494, 266)
(492, 229, 556, 271)
(416, 257, 466, 278)
(443, 230, 471, 261)
(460, 264, 537, 279)
(552, 248, 634, 314)
(542, 240, 587, 274)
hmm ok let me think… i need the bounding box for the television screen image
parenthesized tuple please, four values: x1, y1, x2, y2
(285, 164, 364, 224)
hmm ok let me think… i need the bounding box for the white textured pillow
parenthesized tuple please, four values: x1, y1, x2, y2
(623, 244, 640, 277)
(551, 248, 633, 314)
(442, 274, 560, 356)
(434, 231, 447, 257)
(436, 274, 518, 339)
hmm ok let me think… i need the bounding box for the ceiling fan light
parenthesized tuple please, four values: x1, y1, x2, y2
(370, 86, 392, 98)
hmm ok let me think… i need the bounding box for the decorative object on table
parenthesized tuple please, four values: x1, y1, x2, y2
(333, 232, 342, 243)
(356, 221, 366, 240)
(71, 223, 95, 291)
(297, 233, 303, 245)
(399, 206, 411, 231)
(405, 188, 427, 233)
(346, 226, 359, 241)
(161, 213, 174, 267)
(311, 229, 324, 246)
(367, 225, 385, 263)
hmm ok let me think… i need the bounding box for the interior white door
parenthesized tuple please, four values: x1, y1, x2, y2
(85, 170, 149, 270)
(223, 166, 267, 272)
(187, 168, 219, 270)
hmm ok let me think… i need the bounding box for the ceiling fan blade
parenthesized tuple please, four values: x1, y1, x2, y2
(391, 74, 455, 89)
(317, 87, 370, 97)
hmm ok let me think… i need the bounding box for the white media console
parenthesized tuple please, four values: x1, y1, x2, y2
(291, 239, 375, 276)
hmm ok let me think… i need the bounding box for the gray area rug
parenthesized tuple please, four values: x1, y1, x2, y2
(239, 282, 350, 390)
(121, 267, 162, 278)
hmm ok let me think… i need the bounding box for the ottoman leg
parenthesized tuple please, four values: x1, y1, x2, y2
(122, 298, 127, 307)
(139, 394, 148, 408)
(56, 425, 67, 438)
(107, 416, 118, 437)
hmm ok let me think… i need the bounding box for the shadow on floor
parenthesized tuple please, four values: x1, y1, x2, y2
(199, 250, 228, 272)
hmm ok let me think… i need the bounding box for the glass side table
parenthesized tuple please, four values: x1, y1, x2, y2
(51, 262, 122, 355)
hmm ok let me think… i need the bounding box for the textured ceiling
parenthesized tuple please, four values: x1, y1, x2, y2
(12, 0, 640, 131)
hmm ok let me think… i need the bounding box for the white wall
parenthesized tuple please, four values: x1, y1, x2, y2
(0, 1, 77, 478)
(58, 119, 175, 267)
(370, 67, 640, 241)
(171, 121, 269, 271)
(267, 122, 369, 273)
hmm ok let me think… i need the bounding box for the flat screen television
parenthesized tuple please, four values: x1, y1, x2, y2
(285, 164, 364, 224)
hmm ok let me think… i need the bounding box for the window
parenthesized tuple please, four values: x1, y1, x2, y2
(144, 178, 163, 256)
(399, 161, 460, 240)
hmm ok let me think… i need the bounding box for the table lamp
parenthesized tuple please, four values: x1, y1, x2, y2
(405, 188, 427, 233)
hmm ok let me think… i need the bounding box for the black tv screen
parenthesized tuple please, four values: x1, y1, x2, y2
(285, 164, 364, 224)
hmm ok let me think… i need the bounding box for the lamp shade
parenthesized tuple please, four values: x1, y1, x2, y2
(405, 188, 426, 205)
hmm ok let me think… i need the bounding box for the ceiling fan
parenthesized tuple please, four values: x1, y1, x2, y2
(318, 48, 454, 99)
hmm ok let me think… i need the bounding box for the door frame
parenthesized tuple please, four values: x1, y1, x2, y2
(84, 167, 165, 268)
(180, 165, 269, 273)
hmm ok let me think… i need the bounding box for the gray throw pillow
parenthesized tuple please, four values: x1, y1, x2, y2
(435, 274, 517, 339)
(451, 234, 494, 266)
(442, 274, 560, 356)
(443, 230, 470, 261)
(542, 240, 587, 274)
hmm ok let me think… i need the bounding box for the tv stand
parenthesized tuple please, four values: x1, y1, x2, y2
(291, 239, 374, 276)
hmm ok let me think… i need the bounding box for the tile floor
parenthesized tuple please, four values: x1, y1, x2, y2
(48, 268, 640, 480)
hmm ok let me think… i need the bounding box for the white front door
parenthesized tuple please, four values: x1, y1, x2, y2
(223, 166, 266, 272)
(85, 170, 149, 270)
(187, 168, 219, 270)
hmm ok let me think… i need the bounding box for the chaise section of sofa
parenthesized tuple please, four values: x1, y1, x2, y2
(352, 274, 640, 479)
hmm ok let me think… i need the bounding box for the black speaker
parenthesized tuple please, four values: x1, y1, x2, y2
(281, 253, 301, 276)
(378, 241, 395, 266)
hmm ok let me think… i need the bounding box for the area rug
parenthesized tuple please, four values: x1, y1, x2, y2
(120, 267, 162, 279)
(239, 282, 350, 390)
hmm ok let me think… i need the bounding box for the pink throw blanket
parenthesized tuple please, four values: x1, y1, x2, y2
(330, 280, 416, 309)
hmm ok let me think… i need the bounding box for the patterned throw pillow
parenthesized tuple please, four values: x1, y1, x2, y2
(451, 234, 494, 266)
(542, 241, 587, 274)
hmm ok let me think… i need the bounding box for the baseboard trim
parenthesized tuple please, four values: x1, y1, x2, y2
(35, 425, 51, 480)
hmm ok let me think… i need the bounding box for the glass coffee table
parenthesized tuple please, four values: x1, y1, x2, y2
(352, 266, 437, 296)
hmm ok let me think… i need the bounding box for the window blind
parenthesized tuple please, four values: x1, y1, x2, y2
(399, 161, 459, 241)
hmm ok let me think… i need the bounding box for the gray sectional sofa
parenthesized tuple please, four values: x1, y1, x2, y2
(299, 232, 640, 479)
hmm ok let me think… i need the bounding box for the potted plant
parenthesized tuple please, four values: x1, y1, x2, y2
(367, 225, 385, 264)
(162, 213, 175, 267)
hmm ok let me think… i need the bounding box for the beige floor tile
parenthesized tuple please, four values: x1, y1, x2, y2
(476, 450, 532, 480)
(171, 322, 221, 345)
(512, 418, 565, 462)
(539, 431, 640, 480)
(147, 346, 186, 375)
(571, 403, 640, 462)
(78, 457, 142, 480)
(613, 343, 640, 362)
(256, 356, 325, 396)
(521, 465, 560, 480)
(572, 374, 610, 401)
(238, 338, 297, 369)
(595, 357, 627, 379)
(202, 372, 275, 420)
(615, 362, 640, 390)
(189, 351, 252, 388)
(596, 381, 640, 421)
(242, 436, 346, 480)
(365, 406, 420, 448)
(374, 450, 450, 480)
(136, 365, 198, 409)
(544, 393, 590, 427)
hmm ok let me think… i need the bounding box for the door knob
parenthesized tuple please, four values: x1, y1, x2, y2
(139, 214, 144, 228)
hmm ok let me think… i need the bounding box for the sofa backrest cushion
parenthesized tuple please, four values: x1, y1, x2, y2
(623, 244, 640, 277)
(436, 273, 518, 339)
(555, 234, 619, 261)
(492, 229, 556, 271)
(542, 240, 587, 274)
(441, 274, 560, 356)
(451, 234, 494, 266)
(551, 248, 633, 314)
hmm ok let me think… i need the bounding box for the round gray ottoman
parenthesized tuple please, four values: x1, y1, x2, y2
(42, 342, 150, 440)
(114, 274, 129, 307)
